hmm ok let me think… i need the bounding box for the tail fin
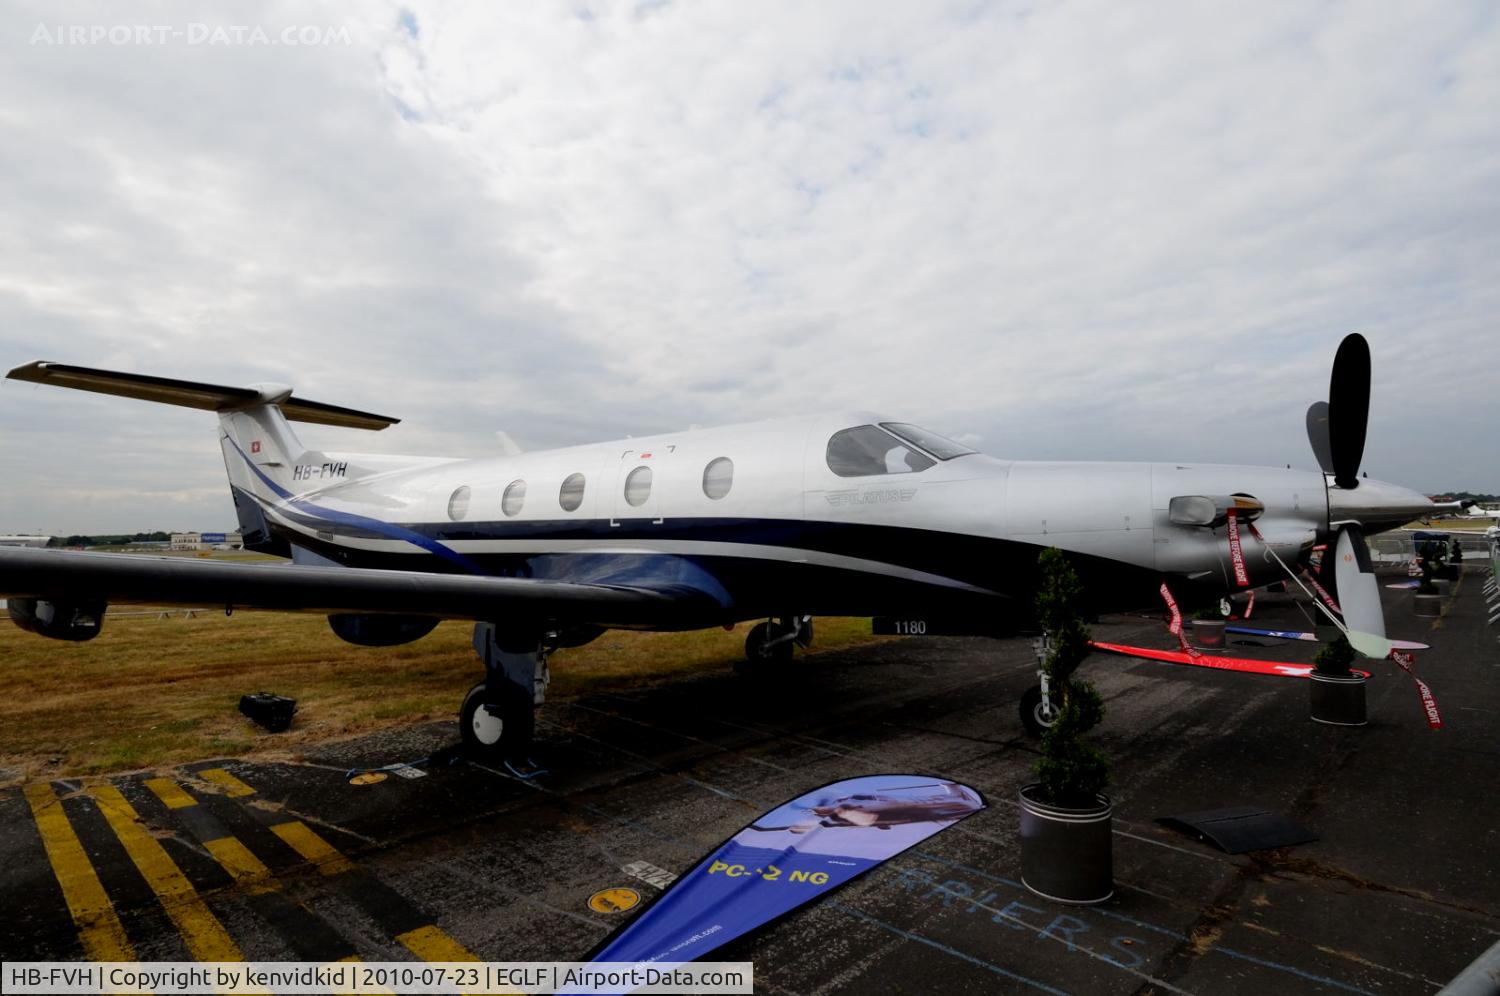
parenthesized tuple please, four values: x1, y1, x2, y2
(7, 361, 400, 554)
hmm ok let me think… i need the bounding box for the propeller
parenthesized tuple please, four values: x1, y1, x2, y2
(1326, 333, 1370, 490)
(1305, 401, 1334, 475)
(1332, 525, 1391, 659)
(1305, 333, 1390, 661)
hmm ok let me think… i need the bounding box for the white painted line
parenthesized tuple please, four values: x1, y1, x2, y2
(621, 860, 678, 890)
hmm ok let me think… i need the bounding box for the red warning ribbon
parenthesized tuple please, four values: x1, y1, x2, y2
(1245, 589, 1256, 619)
(1160, 582, 1182, 635)
(1301, 570, 1342, 616)
(1388, 650, 1443, 730)
(1159, 583, 1201, 658)
(1226, 508, 1250, 588)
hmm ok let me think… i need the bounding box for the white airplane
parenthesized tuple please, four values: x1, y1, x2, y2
(0, 335, 1454, 764)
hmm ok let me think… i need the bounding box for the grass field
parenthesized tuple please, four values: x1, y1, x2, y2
(0, 612, 885, 784)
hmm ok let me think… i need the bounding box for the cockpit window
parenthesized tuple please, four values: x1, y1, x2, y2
(880, 423, 977, 460)
(826, 425, 936, 477)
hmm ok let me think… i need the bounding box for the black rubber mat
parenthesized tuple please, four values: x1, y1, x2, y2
(1158, 805, 1317, 854)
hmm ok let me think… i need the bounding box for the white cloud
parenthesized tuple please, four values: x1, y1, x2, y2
(1, 0, 1497, 532)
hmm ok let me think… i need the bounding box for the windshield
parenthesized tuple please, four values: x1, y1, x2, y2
(880, 423, 976, 460)
(826, 425, 936, 477)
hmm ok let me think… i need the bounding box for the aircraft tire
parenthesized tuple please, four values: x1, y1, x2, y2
(459, 681, 533, 759)
(740, 621, 795, 670)
(1020, 684, 1056, 738)
(794, 617, 814, 649)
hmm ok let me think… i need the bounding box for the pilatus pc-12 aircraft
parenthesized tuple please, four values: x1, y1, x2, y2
(0, 335, 1452, 763)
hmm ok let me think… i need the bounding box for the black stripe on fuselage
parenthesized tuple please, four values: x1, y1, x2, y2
(257, 500, 1184, 621)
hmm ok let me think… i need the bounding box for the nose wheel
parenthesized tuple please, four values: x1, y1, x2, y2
(1020, 683, 1057, 738)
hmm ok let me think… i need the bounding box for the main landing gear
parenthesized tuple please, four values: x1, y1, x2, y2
(737, 615, 814, 672)
(461, 623, 551, 776)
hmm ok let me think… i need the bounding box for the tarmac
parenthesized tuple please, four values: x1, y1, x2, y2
(2, 567, 1497, 994)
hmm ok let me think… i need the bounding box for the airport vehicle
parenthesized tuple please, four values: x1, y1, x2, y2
(0, 336, 1454, 762)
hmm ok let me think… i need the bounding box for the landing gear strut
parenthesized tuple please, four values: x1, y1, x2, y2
(463, 623, 551, 774)
(1021, 635, 1058, 738)
(738, 615, 813, 671)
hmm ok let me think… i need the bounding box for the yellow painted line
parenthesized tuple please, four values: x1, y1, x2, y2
(269, 821, 355, 876)
(198, 768, 256, 797)
(23, 783, 135, 961)
(204, 836, 278, 895)
(396, 923, 480, 961)
(398, 925, 492, 995)
(144, 777, 198, 810)
(87, 783, 244, 961)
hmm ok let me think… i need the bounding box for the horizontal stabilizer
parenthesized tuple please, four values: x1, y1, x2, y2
(6, 361, 398, 430)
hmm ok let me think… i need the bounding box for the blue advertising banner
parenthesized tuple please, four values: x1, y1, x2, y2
(589, 774, 986, 966)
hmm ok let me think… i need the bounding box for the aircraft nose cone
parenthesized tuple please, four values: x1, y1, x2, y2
(1327, 478, 1435, 532)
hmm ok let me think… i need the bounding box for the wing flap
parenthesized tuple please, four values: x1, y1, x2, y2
(0, 548, 708, 629)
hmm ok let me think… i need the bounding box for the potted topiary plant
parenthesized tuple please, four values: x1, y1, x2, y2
(1308, 633, 1366, 725)
(1189, 604, 1226, 647)
(1446, 539, 1463, 581)
(1019, 547, 1113, 904)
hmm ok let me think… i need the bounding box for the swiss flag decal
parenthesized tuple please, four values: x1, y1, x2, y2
(250, 440, 261, 454)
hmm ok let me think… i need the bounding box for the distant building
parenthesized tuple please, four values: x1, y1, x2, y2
(169, 531, 243, 551)
(0, 535, 51, 548)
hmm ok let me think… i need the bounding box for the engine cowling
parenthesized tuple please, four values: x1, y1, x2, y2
(8, 597, 106, 641)
(327, 613, 440, 647)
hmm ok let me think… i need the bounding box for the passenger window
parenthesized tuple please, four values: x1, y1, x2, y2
(447, 485, 471, 521)
(559, 473, 586, 512)
(826, 425, 935, 478)
(501, 479, 526, 517)
(702, 457, 733, 499)
(624, 466, 652, 507)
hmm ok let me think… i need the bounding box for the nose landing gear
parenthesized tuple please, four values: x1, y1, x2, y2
(1021, 635, 1058, 738)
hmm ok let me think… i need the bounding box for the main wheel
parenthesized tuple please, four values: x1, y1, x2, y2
(1020, 684, 1057, 738)
(740, 620, 795, 670)
(459, 681, 533, 759)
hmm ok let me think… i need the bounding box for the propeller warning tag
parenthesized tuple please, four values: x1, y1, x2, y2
(1226, 508, 1250, 587)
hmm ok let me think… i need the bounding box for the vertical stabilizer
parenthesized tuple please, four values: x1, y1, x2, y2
(5, 362, 402, 558)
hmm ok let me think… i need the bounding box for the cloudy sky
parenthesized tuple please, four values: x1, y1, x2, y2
(1, 1, 1496, 534)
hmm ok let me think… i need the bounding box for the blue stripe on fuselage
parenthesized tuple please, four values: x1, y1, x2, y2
(224, 435, 488, 574)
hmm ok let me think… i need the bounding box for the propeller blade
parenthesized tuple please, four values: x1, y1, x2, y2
(1305, 401, 1334, 475)
(1333, 526, 1390, 659)
(1327, 333, 1370, 489)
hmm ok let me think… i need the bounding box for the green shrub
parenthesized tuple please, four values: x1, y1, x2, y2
(1417, 553, 1439, 595)
(1033, 548, 1109, 808)
(1313, 634, 1357, 675)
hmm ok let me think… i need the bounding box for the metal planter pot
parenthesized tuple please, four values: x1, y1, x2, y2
(1309, 670, 1367, 726)
(1191, 618, 1225, 647)
(1019, 785, 1113, 905)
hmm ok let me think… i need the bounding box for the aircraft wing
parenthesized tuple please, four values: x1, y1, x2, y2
(0, 547, 716, 629)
